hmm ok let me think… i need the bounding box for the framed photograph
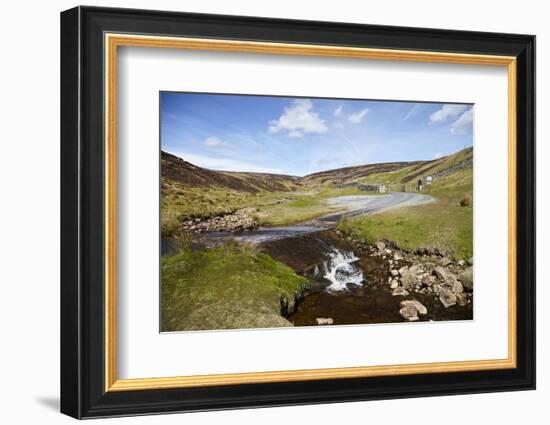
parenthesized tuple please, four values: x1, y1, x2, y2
(60, 6, 535, 419)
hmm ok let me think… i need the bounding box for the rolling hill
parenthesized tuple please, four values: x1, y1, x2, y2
(161, 147, 473, 236)
(162, 151, 298, 193)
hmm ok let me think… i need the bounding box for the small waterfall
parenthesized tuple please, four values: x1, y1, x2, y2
(314, 248, 364, 292)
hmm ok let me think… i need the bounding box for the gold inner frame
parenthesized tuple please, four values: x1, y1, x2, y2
(104, 33, 517, 392)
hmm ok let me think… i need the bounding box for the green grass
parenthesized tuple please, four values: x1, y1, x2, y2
(161, 181, 378, 233)
(339, 198, 473, 259)
(356, 147, 473, 192)
(339, 163, 473, 260)
(161, 243, 308, 331)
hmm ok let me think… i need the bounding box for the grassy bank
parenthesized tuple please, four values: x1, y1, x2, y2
(161, 182, 371, 235)
(339, 198, 472, 259)
(161, 243, 308, 331)
(339, 161, 473, 260)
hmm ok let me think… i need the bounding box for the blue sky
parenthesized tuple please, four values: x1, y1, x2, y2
(160, 92, 473, 176)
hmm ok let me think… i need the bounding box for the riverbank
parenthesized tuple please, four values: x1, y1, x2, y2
(161, 227, 473, 331)
(161, 243, 308, 332)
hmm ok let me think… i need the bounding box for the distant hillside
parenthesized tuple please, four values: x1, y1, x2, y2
(161, 151, 298, 193)
(162, 147, 473, 194)
(297, 161, 425, 186)
(354, 147, 473, 193)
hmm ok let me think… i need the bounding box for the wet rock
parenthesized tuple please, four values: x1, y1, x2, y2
(399, 304, 419, 321)
(440, 257, 453, 267)
(421, 274, 435, 286)
(400, 269, 417, 289)
(400, 300, 428, 315)
(456, 293, 468, 306)
(409, 264, 422, 275)
(433, 266, 447, 280)
(459, 267, 473, 291)
(392, 287, 409, 296)
(316, 317, 334, 325)
(439, 290, 457, 308)
(452, 280, 464, 294)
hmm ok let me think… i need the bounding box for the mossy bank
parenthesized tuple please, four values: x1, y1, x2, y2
(161, 243, 308, 332)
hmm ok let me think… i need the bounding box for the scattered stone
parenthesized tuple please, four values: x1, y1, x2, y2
(457, 259, 466, 267)
(390, 269, 399, 277)
(316, 317, 334, 325)
(392, 287, 409, 296)
(394, 251, 404, 261)
(376, 241, 386, 251)
(398, 266, 409, 276)
(439, 290, 457, 308)
(399, 304, 419, 321)
(439, 257, 453, 267)
(459, 267, 473, 291)
(383, 248, 393, 255)
(467, 257, 474, 266)
(433, 266, 447, 280)
(400, 300, 428, 315)
(390, 279, 399, 289)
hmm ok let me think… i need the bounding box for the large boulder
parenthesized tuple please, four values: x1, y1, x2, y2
(392, 287, 409, 297)
(439, 290, 457, 308)
(421, 274, 436, 286)
(316, 317, 334, 325)
(433, 266, 447, 280)
(400, 300, 428, 315)
(398, 266, 417, 288)
(452, 280, 464, 294)
(456, 293, 468, 306)
(399, 304, 419, 321)
(459, 267, 474, 291)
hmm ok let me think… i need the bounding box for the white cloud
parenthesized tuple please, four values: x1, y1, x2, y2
(333, 105, 343, 117)
(204, 136, 225, 147)
(429, 104, 468, 124)
(348, 108, 369, 124)
(169, 151, 284, 174)
(268, 99, 328, 138)
(450, 108, 473, 135)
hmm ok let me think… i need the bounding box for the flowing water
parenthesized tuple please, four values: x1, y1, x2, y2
(165, 193, 471, 326)
(315, 248, 364, 292)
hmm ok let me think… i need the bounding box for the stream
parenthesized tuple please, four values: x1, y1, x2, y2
(163, 193, 472, 326)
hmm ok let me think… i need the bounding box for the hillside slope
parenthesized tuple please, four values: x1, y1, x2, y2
(296, 160, 425, 186)
(162, 151, 298, 193)
(356, 147, 473, 195)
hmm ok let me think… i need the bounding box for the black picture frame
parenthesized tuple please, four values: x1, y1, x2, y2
(61, 5, 536, 419)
